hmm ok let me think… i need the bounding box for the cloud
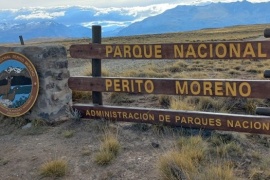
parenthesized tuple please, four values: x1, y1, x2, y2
(15, 10, 65, 20)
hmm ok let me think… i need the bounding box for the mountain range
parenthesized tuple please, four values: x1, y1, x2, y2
(1, 1, 270, 43)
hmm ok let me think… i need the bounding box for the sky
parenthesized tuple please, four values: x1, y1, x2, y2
(1, 0, 270, 9)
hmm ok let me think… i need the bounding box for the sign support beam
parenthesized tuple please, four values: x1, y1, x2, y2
(92, 25, 103, 105)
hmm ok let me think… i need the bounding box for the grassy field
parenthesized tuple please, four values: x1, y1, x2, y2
(1, 23, 270, 179)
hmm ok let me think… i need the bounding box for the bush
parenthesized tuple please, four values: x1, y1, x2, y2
(40, 159, 67, 177)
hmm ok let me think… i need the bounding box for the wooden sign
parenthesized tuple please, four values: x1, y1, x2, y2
(70, 41, 270, 59)
(0, 52, 39, 117)
(73, 104, 270, 135)
(69, 77, 270, 98)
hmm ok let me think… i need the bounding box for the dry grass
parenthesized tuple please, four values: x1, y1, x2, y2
(200, 163, 235, 180)
(40, 159, 68, 178)
(72, 90, 92, 102)
(94, 131, 121, 165)
(83, 63, 110, 76)
(95, 150, 116, 166)
(62, 130, 74, 138)
(158, 134, 241, 180)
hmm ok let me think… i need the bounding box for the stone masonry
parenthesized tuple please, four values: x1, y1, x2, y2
(0, 45, 72, 123)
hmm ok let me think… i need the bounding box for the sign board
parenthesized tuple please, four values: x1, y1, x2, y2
(69, 77, 270, 98)
(0, 52, 39, 117)
(70, 41, 270, 59)
(73, 104, 270, 135)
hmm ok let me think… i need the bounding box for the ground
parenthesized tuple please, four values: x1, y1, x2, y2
(0, 56, 269, 180)
(0, 119, 171, 180)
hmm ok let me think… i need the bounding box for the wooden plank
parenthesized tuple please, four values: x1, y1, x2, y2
(69, 77, 270, 98)
(73, 104, 270, 135)
(70, 41, 270, 59)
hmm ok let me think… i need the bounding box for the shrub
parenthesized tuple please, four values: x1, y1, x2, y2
(95, 150, 115, 165)
(40, 159, 67, 177)
(200, 163, 235, 180)
(94, 132, 121, 165)
(158, 150, 196, 180)
(62, 130, 74, 138)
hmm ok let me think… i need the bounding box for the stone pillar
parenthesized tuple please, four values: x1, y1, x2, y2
(0, 45, 72, 123)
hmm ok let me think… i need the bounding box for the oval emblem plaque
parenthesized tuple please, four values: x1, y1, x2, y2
(0, 52, 39, 117)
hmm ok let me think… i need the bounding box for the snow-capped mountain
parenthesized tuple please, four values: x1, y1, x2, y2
(0, 20, 91, 43)
(0, 1, 270, 43)
(5, 66, 23, 74)
(0, 5, 169, 43)
(118, 1, 270, 36)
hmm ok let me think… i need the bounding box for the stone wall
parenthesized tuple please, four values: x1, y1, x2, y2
(0, 45, 72, 123)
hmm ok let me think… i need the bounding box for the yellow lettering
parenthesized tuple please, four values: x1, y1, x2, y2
(258, 43, 267, 58)
(113, 46, 122, 57)
(144, 80, 154, 93)
(188, 117, 193, 124)
(254, 122, 261, 129)
(229, 43, 240, 58)
(209, 44, 213, 58)
(215, 82, 223, 96)
(190, 81, 200, 95)
(242, 121, 249, 129)
(175, 81, 188, 94)
(175, 116, 180, 122)
(155, 45, 162, 58)
(135, 80, 143, 92)
(105, 45, 113, 57)
(227, 120, 233, 127)
(123, 45, 131, 58)
(105, 79, 112, 91)
(216, 119, 222, 126)
(209, 118, 215, 126)
(174, 45, 184, 58)
(225, 82, 237, 96)
(114, 79, 121, 91)
(216, 43, 227, 58)
(133, 45, 142, 58)
(186, 45, 197, 58)
(239, 82, 251, 97)
(198, 44, 207, 58)
(143, 45, 152, 58)
(243, 43, 256, 57)
(86, 110, 91, 116)
(181, 117, 187, 123)
(203, 82, 213, 95)
(235, 121, 242, 128)
(122, 79, 130, 92)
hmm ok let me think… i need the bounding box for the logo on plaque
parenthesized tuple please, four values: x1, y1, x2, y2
(0, 52, 39, 117)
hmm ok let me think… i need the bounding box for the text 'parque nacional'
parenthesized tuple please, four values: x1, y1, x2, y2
(104, 42, 269, 59)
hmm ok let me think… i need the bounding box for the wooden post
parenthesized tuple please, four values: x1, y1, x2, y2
(264, 28, 270, 38)
(264, 70, 270, 78)
(92, 25, 103, 105)
(19, 35, 24, 45)
(256, 107, 270, 116)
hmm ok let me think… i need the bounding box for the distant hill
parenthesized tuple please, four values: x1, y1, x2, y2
(118, 1, 270, 36)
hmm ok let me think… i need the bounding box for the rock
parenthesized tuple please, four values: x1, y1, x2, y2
(0, 45, 72, 123)
(151, 142, 159, 148)
(22, 123, 32, 129)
